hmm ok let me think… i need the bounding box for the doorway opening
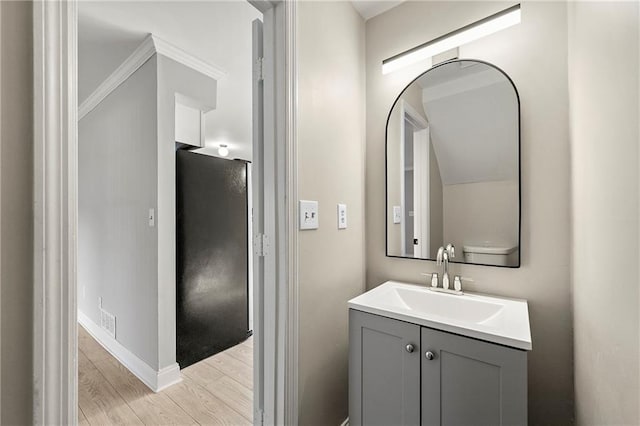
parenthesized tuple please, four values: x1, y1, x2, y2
(76, 2, 261, 424)
(33, 1, 297, 425)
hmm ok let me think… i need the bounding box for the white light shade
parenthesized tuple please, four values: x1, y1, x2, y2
(382, 5, 521, 75)
(218, 144, 229, 157)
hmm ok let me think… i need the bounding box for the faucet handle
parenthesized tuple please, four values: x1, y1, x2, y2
(420, 272, 439, 287)
(453, 276, 474, 292)
(445, 244, 455, 258)
(453, 276, 462, 292)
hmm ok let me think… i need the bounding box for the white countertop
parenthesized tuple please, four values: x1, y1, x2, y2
(348, 281, 532, 350)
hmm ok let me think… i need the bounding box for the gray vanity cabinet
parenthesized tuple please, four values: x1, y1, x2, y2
(349, 309, 528, 426)
(421, 327, 527, 426)
(349, 309, 421, 426)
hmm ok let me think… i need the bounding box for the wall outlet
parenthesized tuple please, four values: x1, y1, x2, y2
(337, 203, 347, 229)
(299, 200, 319, 230)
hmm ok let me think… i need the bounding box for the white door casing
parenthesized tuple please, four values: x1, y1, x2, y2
(252, 16, 267, 425)
(399, 100, 429, 259)
(413, 127, 430, 259)
(33, 1, 78, 423)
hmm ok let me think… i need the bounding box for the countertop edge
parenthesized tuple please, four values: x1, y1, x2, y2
(348, 303, 532, 351)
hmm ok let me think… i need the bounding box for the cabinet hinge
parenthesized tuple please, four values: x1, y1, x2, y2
(254, 234, 269, 257)
(256, 57, 265, 82)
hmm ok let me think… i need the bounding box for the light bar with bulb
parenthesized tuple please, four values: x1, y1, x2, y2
(382, 4, 521, 75)
(218, 144, 229, 157)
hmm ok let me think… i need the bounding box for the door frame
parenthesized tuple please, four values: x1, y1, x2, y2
(399, 100, 429, 258)
(412, 126, 430, 259)
(32, 1, 298, 424)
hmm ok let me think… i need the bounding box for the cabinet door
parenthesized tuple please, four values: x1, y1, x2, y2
(349, 310, 421, 426)
(421, 327, 527, 426)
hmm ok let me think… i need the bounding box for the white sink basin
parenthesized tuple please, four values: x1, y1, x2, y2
(348, 281, 532, 350)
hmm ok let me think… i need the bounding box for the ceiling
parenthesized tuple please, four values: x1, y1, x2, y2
(350, 0, 405, 20)
(78, 1, 262, 161)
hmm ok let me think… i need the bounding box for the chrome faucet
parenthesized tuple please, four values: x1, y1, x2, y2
(424, 244, 464, 295)
(437, 245, 454, 290)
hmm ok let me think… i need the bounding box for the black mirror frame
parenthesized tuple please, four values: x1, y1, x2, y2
(384, 58, 522, 268)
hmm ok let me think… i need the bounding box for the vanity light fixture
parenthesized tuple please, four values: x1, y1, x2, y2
(218, 144, 229, 157)
(381, 4, 521, 74)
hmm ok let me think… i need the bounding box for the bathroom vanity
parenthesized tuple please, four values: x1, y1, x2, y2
(358, 50, 529, 425)
(348, 281, 532, 426)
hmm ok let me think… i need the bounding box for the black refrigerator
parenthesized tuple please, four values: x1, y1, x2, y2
(176, 149, 251, 368)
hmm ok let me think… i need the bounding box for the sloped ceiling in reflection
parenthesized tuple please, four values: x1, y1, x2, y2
(419, 65, 518, 185)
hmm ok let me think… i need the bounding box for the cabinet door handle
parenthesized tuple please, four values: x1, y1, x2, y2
(405, 344, 415, 353)
(425, 351, 435, 360)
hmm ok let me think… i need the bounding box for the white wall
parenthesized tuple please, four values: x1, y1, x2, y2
(568, 2, 640, 424)
(77, 12, 142, 103)
(366, 2, 573, 423)
(297, 2, 366, 424)
(429, 142, 444, 255)
(78, 1, 260, 161)
(0, 1, 33, 423)
(425, 79, 518, 185)
(79, 57, 160, 367)
(443, 180, 519, 254)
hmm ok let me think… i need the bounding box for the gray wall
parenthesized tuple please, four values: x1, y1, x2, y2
(366, 2, 573, 423)
(79, 57, 160, 368)
(297, 2, 366, 424)
(568, 2, 640, 424)
(0, 1, 33, 424)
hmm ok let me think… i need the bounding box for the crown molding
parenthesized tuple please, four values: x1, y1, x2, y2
(151, 35, 227, 81)
(79, 34, 227, 120)
(78, 35, 155, 120)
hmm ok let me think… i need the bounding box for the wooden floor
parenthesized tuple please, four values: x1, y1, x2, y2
(78, 325, 253, 425)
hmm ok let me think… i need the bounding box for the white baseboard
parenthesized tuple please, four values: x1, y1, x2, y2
(78, 311, 182, 392)
(340, 418, 349, 426)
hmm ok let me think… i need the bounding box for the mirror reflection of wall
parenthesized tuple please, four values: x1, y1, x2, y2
(386, 60, 520, 267)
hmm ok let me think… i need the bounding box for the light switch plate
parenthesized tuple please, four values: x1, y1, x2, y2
(148, 208, 155, 227)
(299, 200, 319, 230)
(393, 206, 402, 224)
(337, 203, 347, 229)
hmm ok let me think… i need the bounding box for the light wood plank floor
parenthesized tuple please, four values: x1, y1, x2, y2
(79, 325, 253, 425)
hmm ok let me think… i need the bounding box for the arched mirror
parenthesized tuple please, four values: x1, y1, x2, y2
(385, 59, 520, 267)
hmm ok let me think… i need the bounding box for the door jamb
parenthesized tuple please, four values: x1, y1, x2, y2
(32, 1, 298, 424)
(399, 100, 429, 258)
